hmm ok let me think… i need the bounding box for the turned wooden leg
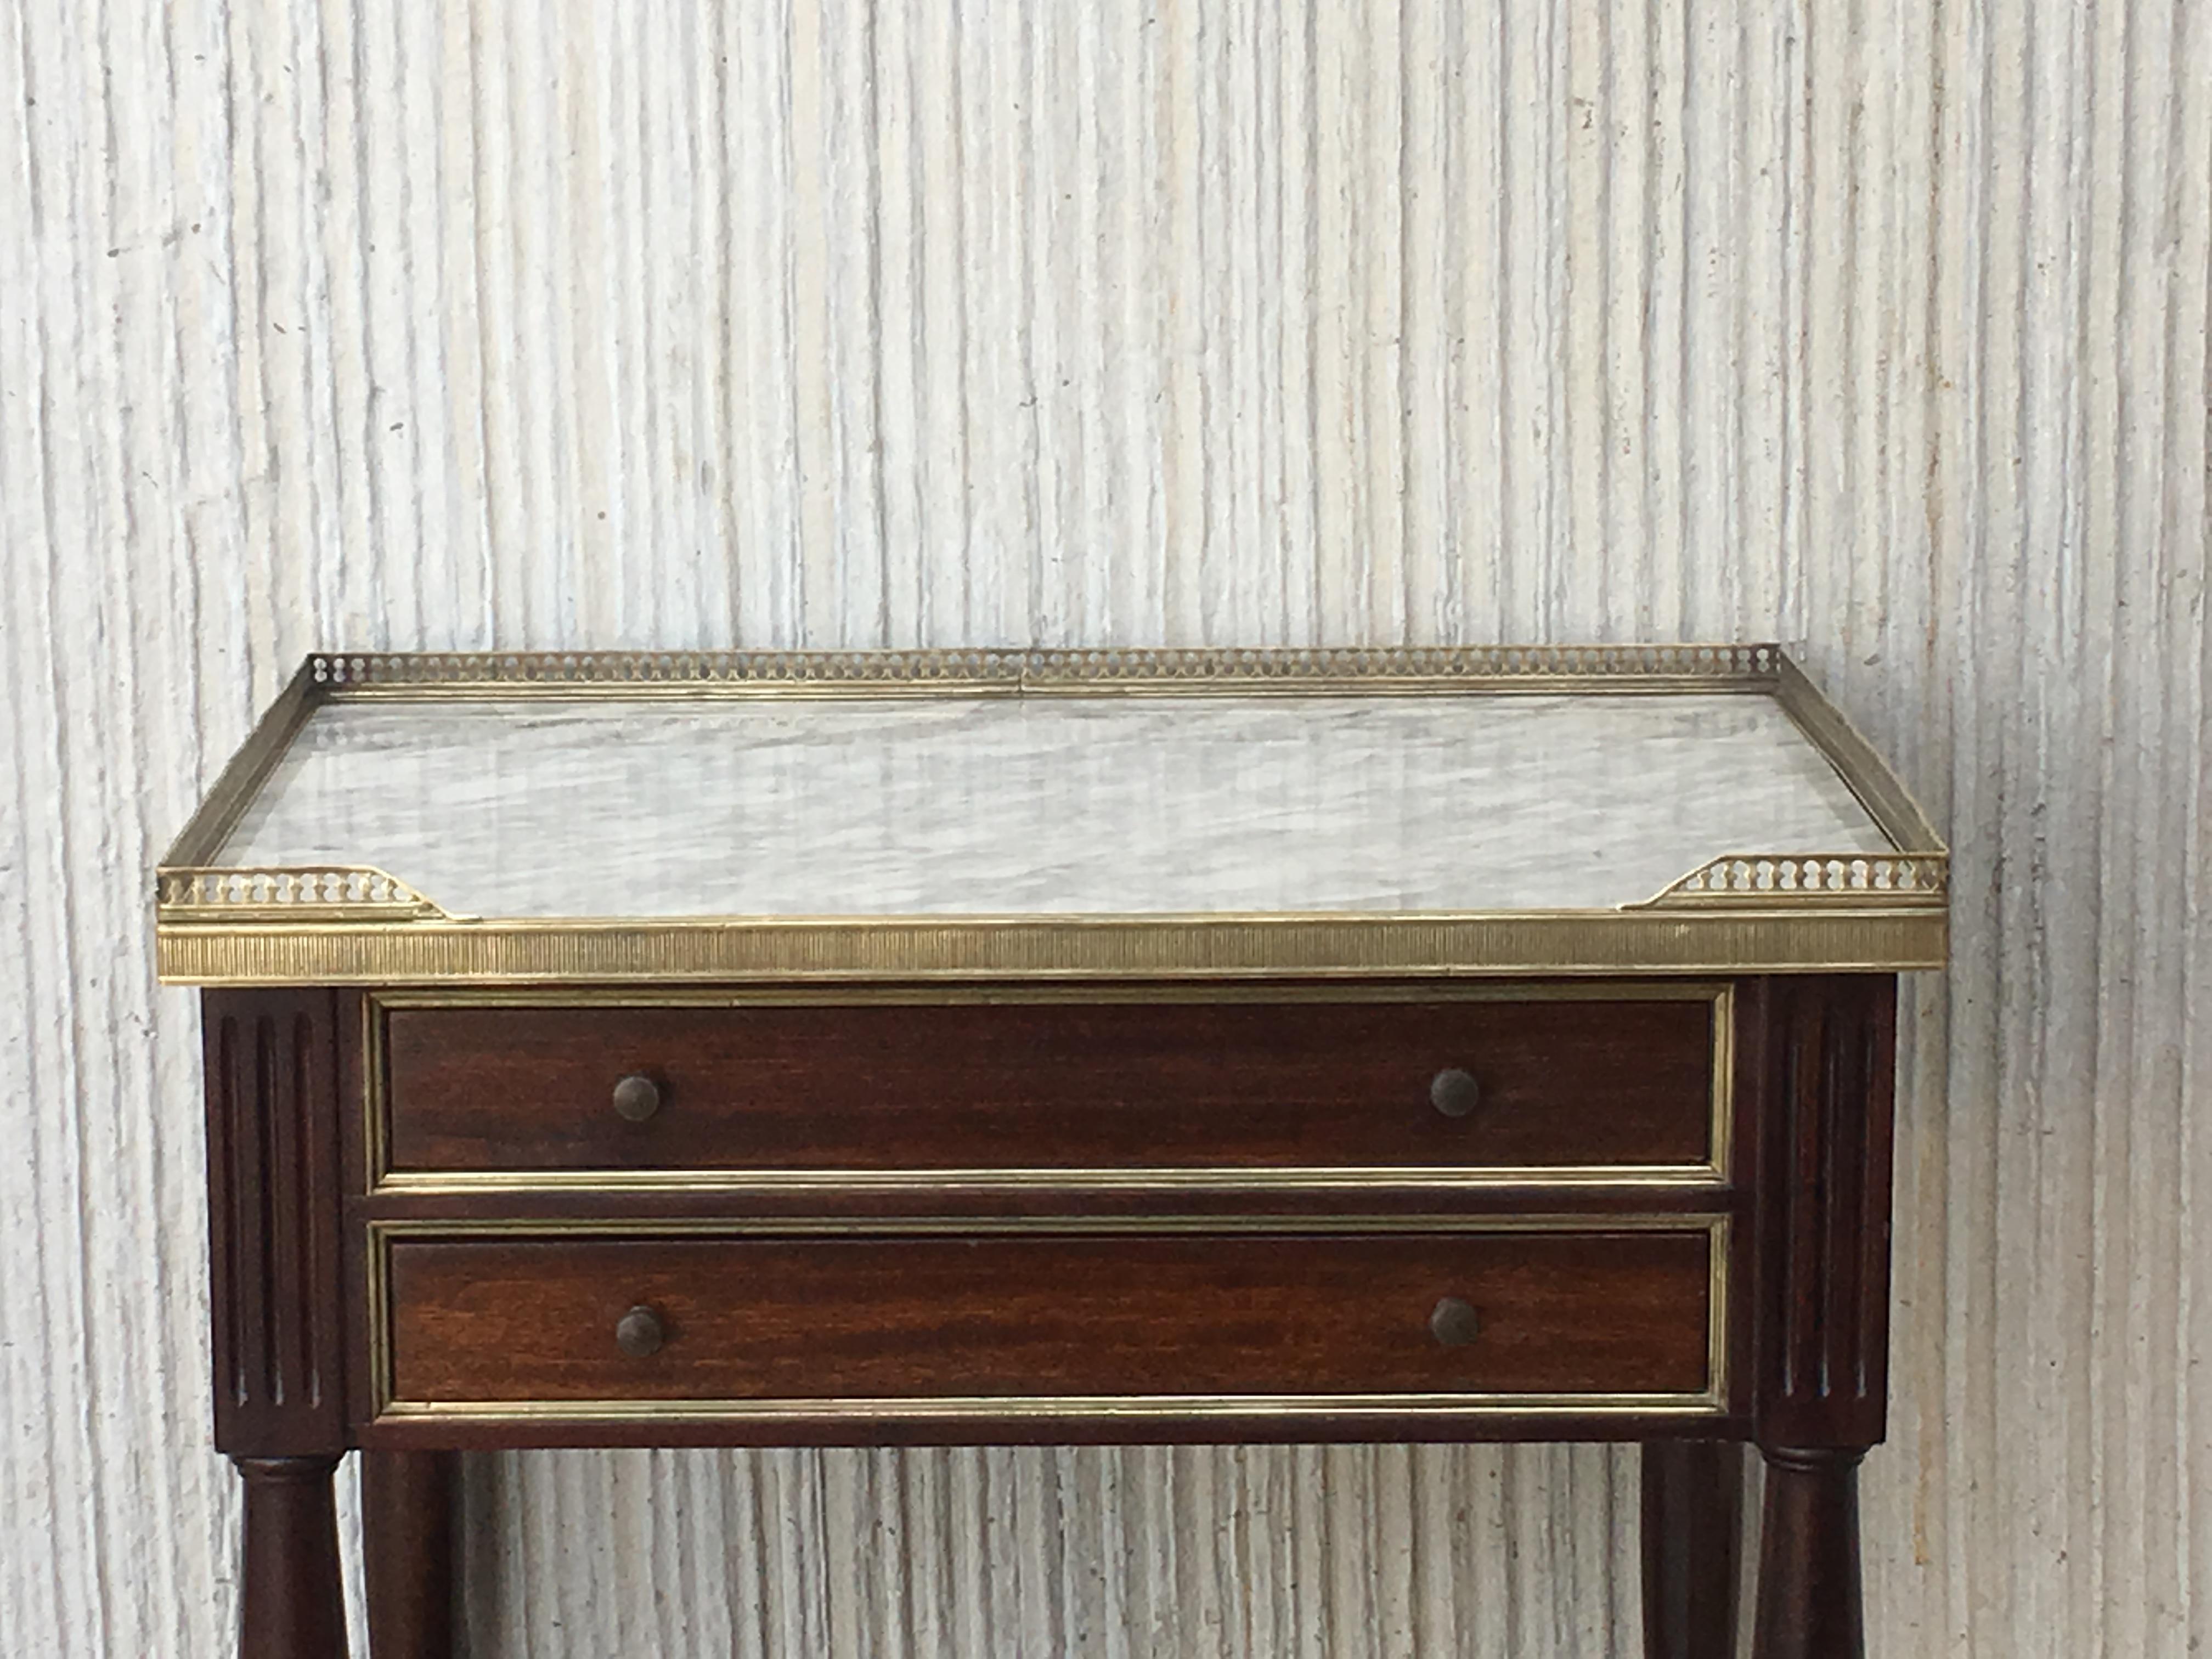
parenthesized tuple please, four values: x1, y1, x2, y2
(236, 1455, 349, 1659)
(1750, 1447, 1865, 1659)
(1642, 1439, 1743, 1658)
(363, 1451, 458, 1658)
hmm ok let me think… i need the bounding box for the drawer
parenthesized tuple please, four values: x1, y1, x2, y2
(376, 991, 1723, 1181)
(377, 1225, 1720, 1410)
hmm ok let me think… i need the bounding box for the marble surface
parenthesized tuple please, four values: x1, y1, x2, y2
(215, 692, 1896, 918)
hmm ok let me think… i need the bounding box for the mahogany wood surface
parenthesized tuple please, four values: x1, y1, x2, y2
(383, 1229, 1714, 1404)
(1751, 1447, 1865, 1659)
(380, 995, 1717, 1175)
(362, 1450, 455, 1659)
(199, 972, 1910, 1657)
(205, 991, 351, 1458)
(235, 1455, 348, 1659)
(1642, 1439, 1744, 1659)
(1748, 975, 1897, 1449)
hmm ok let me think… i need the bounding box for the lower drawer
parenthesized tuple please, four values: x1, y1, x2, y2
(377, 1225, 1720, 1413)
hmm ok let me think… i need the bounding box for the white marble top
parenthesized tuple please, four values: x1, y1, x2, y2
(213, 692, 1894, 918)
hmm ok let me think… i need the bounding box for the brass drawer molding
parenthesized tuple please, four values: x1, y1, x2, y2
(360, 981, 1736, 1197)
(363, 1214, 1733, 1427)
(153, 646, 1948, 984)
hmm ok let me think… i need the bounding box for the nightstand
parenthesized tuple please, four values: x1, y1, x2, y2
(158, 645, 1945, 1659)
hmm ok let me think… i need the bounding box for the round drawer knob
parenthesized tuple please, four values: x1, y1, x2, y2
(1429, 1068, 1481, 1119)
(1429, 1296, 1482, 1348)
(616, 1305, 665, 1358)
(611, 1073, 662, 1122)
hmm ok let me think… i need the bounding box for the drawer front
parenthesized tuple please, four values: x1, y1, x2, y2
(376, 991, 1722, 1182)
(377, 1226, 1719, 1412)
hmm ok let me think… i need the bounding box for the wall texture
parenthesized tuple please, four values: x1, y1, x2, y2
(3, 0, 2209, 1653)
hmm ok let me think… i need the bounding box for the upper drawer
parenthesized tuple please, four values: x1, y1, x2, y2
(374, 989, 1724, 1186)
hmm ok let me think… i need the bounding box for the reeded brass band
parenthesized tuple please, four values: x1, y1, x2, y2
(162, 906, 1947, 985)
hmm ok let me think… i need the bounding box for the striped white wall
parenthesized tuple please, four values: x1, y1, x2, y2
(3, 0, 2208, 1652)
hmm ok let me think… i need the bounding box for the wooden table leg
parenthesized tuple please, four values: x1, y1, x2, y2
(1741, 978, 1893, 1659)
(1642, 1439, 1743, 1658)
(236, 1455, 348, 1659)
(363, 1451, 458, 1658)
(1750, 1446, 1865, 1659)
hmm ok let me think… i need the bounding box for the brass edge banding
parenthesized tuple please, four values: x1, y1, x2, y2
(365, 1214, 1730, 1421)
(156, 658, 325, 869)
(365, 980, 1732, 1193)
(367, 1212, 1724, 1237)
(1770, 654, 1948, 856)
(365, 994, 390, 1204)
(1708, 1212, 1733, 1413)
(377, 1394, 1728, 1423)
(369, 1165, 1726, 1195)
(1708, 983, 1734, 1183)
(368, 979, 1733, 1008)
(366, 1204, 394, 1420)
(163, 909, 1950, 985)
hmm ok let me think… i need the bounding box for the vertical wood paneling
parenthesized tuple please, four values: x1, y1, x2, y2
(3, 0, 2209, 1652)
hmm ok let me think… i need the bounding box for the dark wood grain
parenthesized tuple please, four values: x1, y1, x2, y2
(383, 1229, 1713, 1405)
(1642, 1439, 1743, 1659)
(204, 990, 349, 1457)
(352, 1180, 1745, 1231)
(1742, 977, 1897, 1659)
(236, 1455, 348, 1659)
(380, 995, 1716, 1176)
(1749, 975, 1897, 1449)
(1751, 1447, 1864, 1659)
(362, 1451, 455, 1659)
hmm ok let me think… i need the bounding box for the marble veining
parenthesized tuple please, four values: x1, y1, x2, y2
(215, 693, 1896, 918)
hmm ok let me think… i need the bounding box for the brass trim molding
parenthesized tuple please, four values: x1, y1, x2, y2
(366, 978, 1736, 1007)
(363, 980, 1735, 1195)
(369, 1164, 1726, 1195)
(364, 1214, 1732, 1425)
(374, 1393, 1728, 1424)
(163, 907, 1949, 985)
(160, 658, 324, 868)
(159, 865, 448, 923)
(308, 642, 1785, 698)
(366, 1211, 1724, 1236)
(1771, 654, 1946, 853)
(155, 645, 1950, 983)
(1634, 852, 1949, 907)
